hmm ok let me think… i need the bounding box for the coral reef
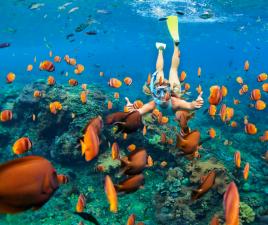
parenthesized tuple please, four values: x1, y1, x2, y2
(239, 202, 255, 224)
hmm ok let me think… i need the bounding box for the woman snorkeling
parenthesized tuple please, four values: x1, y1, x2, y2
(106, 15, 203, 135)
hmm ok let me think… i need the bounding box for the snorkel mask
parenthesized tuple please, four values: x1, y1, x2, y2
(150, 71, 171, 107)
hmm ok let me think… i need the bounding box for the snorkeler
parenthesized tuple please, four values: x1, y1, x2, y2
(106, 15, 203, 135)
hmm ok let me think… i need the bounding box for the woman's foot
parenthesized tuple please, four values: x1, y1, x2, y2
(156, 42, 166, 50)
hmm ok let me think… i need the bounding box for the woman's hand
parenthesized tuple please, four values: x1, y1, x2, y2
(125, 97, 135, 112)
(191, 92, 204, 109)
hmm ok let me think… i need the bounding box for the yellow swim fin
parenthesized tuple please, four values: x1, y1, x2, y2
(166, 15, 180, 43)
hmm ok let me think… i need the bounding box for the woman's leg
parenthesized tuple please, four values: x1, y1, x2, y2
(169, 44, 181, 91)
(155, 42, 165, 82)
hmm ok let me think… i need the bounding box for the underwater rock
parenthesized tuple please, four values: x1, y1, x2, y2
(6, 81, 108, 163)
(186, 158, 230, 195)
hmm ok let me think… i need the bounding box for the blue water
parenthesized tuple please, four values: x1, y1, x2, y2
(0, 0, 268, 224)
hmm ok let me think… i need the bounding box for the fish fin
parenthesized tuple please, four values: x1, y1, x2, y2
(191, 188, 202, 200)
(176, 134, 186, 149)
(166, 15, 180, 43)
(80, 139, 86, 156)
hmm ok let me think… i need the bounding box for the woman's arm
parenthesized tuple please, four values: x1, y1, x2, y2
(171, 92, 204, 111)
(125, 98, 156, 115)
(138, 100, 156, 115)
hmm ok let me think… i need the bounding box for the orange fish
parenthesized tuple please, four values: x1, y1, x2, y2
(69, 79, 78, 86)
(260, 131, 268, 142)
(114, 92, 119, 99)
(0, 110, 13, 122)
(176, 130, 200, 156)
(262, 83, 268, 92)
(208, 128, 216, 139)
(64, 54, 70, 63)
(224, 182, 240, 225)
(250, 89, 261, 101)
(39, 60, 55, 72)
(226, 107, 234, 121)
(76, 194, 86, 213)
(68, 58, 76, 66)
(127, 214, 136, 225)
(123, 133, 127, 140)
(257, 73, 267, 82)
(99, 71, 104, 77)
(152, 108, 160, 118)
(197, 67, 201, 77)
(184, 83, 190, 91)
(80, 91, 87, 104)
(210, 215, 219, 225)
(54, 56, 61, 63)
(27, 64, 33, 72)
(147, 73, 151, 85)
(230, 121, 238, 128)
(219, 104, 227, 122)
(244, 116, 257, 135)
(6, 72, 15, 83)
(208, 105, 217, 118)
(191, 170, 216, 200)
(236, 76, 243, 85)
(120, 148, 148, 176)
(142, 126, 147, 136)
(234, 151, 241, 168)
(241, 84, 248, 94)
(233, 99, 240, 105)
(180, 71, 187, 82)
(255, 100, 266, 110)
(196, 84, 202, 94)
(107, 100, 113, 110)
(243, 163, 250, 180)
(115, 174, 145, 193)
(0, 156, 60, 214)
(221, 86, 228, 97)
(167, 138, 173, 145)
(57, 174, 69, 184)
(104, 175, 118, 213)
(161, 116, 169, 124)
(124, 77, 133, 86)
(244, 60, 249, 71)
(147, 155, 153, 167)
(49, 101, 62, 114)
(13, 137, 32, 154)
(47, 76, 55, 86)
(133, 100, 144, 109)
(108, 78, 122, 88)
(208, 85, 223, 105)
(96, 164, 105, 172)
(111, 142, 120, 160)
(33, 90, 42, 98)
(75, 64, 85, 74)
(80, 116, 103, 161)
(127, 144, 136, 152)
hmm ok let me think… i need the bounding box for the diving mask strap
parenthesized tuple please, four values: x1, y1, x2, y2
(150, 71, 158, 94)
